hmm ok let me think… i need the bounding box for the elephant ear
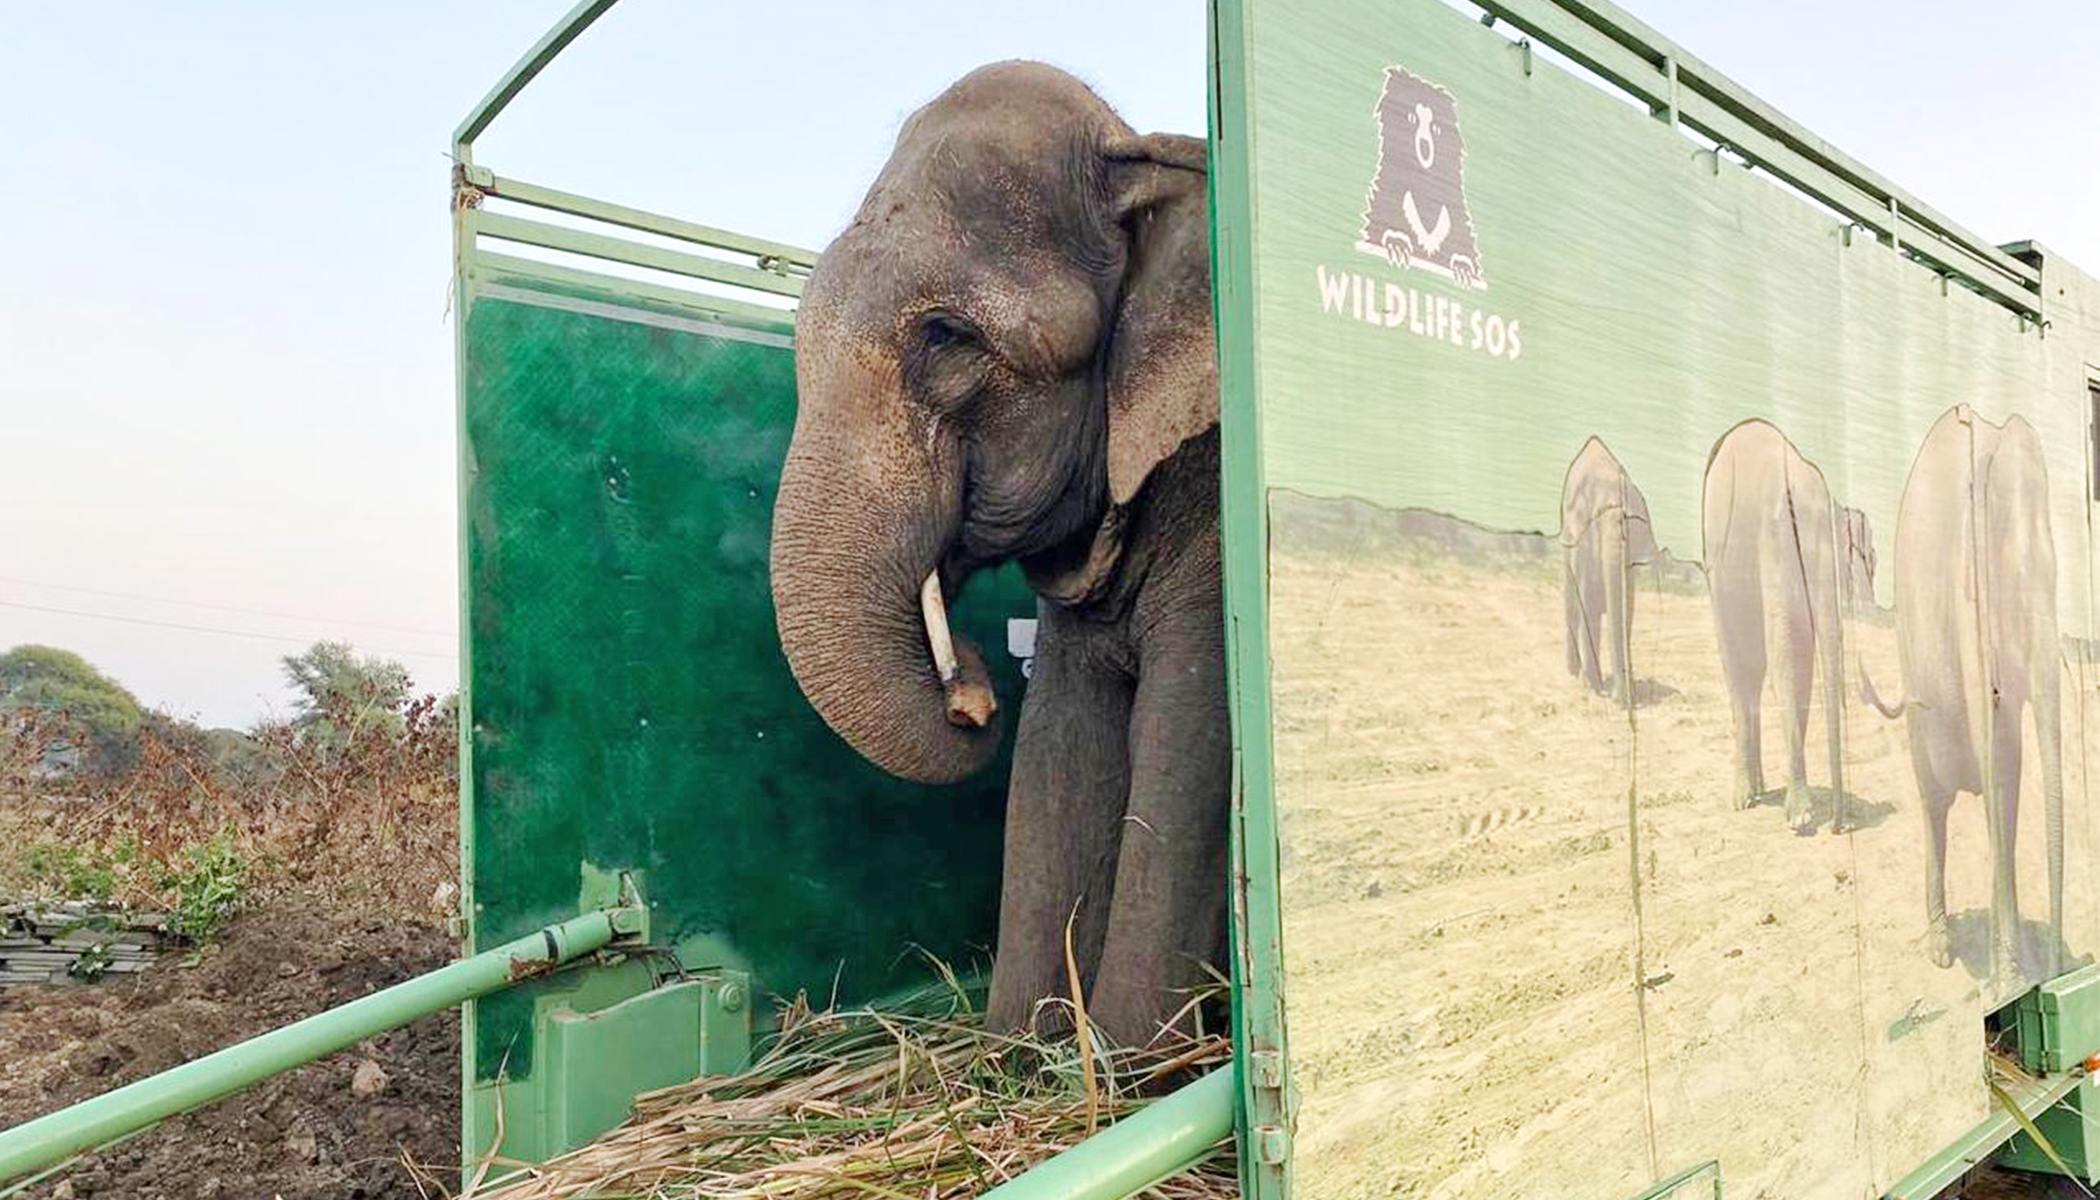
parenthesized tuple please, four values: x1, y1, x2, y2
(1102, 133, 1217, 508)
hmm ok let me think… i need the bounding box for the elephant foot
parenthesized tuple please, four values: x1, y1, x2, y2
(1993, 949, 2023, 985)
(1784, 787, 1814, 835)
(1993, 933, 2025, 983)
(1924, 920, 1954, 969)
(1731, 771, 1763, 813)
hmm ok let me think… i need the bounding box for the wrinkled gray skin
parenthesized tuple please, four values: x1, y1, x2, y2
(1701, 419, 1875, 835)
(769, 62, 1225, 1047)
(1561, 437, 1655, 710)
(1864, 405, 2064, 981)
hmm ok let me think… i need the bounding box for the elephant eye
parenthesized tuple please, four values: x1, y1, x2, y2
(920, 313, 983, 355)
(911, 312, 994, 410)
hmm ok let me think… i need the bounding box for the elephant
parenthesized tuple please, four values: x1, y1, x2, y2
(768, 62, 1225, 1048)
(1701, 419, 1874, 834)
(1862, 404, 2064, 980)
(1560, 437, 1655, 709)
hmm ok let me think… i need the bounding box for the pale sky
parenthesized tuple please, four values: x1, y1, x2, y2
(2, 0, 2092, 729)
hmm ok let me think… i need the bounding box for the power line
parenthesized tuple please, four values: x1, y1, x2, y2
(0, 574, 451, 639)
(0, 598, 457, 662)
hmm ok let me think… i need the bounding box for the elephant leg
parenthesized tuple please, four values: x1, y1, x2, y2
(1813, 571, 1848, 835)
(1713, 578, 1767, 810)
(1773, 590, 1816, 834)
(986, 602, 1134, 1036)
(1733, 687, 1765, 811)
(1603, 523, 1633, 708)
(1563, 553, 1584, 679)
(2034, 653, 2066, 977)
(1920, 784, 1956, 968)
(1089, 587, 1231, 1050)
(1990, 711, 2026, 981)
(1574, 554, 1607, 695)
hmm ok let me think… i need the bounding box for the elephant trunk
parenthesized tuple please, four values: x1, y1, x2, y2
(769, 372, 1003, 785)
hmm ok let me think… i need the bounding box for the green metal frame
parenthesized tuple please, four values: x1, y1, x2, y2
(1469, 0, 2041, 317)
(1882, 1067, 2088, 1198)
(452, 0, 620, 167)
(448, 1, 833, 1173)
(1626, 1161, 1722, 1200)
(444, 8, 1243, 1199)
(1205, 3, 1288, 1198)
(1207, 3, 2078, 1200)
(1997, 1077, 2100, 1184)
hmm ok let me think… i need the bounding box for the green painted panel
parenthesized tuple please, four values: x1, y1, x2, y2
(1213, 1, 2100, 1198)
(458, 270, 1028, 1088)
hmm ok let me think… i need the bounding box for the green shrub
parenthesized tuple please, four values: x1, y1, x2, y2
(164, 827, 247, 944)
(22, 840, 118, 901)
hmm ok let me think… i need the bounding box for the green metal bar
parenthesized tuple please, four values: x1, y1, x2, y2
(1207, 2, 1290, 1197)
(477, 172, 819, 270)
(470, 249, 796, 331)
(469, 210, 805, 299)
(0, 910, 618, 1186)
(1471, 0, 2041, 317)
(1550, 0, 2038, 288)
(450, 123, 484, 1195)
(977, 1068, 1235, 1200)
(1881, 1067, 2085, 1199)
(1625, 1159, 1721, 1200)
(452, 0, 620, 162)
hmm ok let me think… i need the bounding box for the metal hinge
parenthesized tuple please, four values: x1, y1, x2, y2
(1247, 1048, 1293, 1165)
(1250, 1048, 1285, 1089)
(1253, 1124, 1291, 1166)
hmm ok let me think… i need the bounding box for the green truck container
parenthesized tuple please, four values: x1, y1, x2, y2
(4, 4, 2098, 1200)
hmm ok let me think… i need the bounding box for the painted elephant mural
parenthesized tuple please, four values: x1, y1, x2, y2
(1560, 437, 1655, 709)
(1839, 504, 1879, 614)
(1863, 404, 2066, 979)
(768, 62, 1225, 1048)
(1702, 419, 1875, 835)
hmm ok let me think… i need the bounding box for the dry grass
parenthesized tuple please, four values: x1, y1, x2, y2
(0, 700, 457, 921)
(455, 984, 1238, 1200)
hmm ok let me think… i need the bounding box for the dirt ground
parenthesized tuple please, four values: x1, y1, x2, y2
(1268, 509, 2099, 1200)
(0, 894, 459, 1199)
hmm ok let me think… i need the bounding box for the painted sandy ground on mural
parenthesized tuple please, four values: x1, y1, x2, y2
(1266, 490, 2098, 1200)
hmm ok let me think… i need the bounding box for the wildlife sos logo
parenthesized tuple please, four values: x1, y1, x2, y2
(1315, 67, 1523, 361)
(1358, 68, 1484, 290)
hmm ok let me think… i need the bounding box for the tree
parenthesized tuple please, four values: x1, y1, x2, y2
(279, 641, 414, 755)
(0, 645, 144, 777)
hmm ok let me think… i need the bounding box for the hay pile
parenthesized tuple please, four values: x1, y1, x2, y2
(458, 984, 1238, 1200)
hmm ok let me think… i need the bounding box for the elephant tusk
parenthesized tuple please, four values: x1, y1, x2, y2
(920, 571, 960, 684)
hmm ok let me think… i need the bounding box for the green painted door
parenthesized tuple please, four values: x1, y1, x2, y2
(456, 260, 1032, 1161)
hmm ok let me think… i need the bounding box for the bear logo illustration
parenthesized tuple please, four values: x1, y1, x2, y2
(1356, 68, 1486, 291)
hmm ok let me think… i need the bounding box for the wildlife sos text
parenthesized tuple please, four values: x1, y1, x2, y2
(1315, 265, 1523, 361)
